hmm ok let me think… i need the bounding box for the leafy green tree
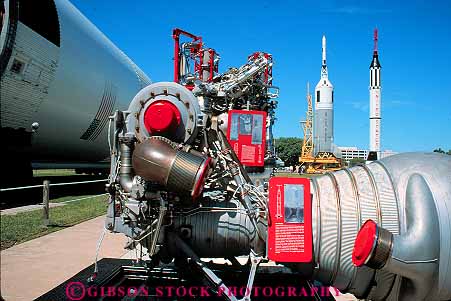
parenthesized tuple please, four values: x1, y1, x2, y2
(433, 148, 451, 155)
(275, 137, 303, 167)
(349, 157, 365, 167)
(433, 148, 445, 154)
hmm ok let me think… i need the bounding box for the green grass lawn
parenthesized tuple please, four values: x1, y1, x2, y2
(1, 194, 109, 250)
(33, 169, 77, 177)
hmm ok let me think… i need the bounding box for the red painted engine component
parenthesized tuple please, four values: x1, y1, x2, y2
(143, 100, 181, 135)
(267, 177, 312, 263)
(192, 157, 212, 199)
(226, 110, 267, 167)
(352, 219, 377, 267)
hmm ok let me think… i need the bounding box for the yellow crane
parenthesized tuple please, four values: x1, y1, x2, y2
(299, 83, 342, 173)
(300, 83, 314, 160)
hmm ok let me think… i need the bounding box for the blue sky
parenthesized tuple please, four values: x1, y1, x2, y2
(72, 0, 451, 152)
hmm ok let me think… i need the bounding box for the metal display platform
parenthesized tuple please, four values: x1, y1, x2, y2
(35, 258, 336, 300)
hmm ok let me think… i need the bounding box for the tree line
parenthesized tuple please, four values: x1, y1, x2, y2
(274, 137, 451, 167)
(433, 148, 451, 155)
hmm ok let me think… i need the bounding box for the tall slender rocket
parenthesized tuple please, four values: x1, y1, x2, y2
(369, 29, 381, 160)
(314, 35, 334, 154)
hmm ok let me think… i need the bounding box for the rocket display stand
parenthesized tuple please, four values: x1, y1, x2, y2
(299, 83, 342, 174)
(300, 151, 342, 174)
(36, 258, 335, 300)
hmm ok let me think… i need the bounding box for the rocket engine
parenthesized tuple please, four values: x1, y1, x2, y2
(105, 30, 277, 297)
(105, 29, 451, 301)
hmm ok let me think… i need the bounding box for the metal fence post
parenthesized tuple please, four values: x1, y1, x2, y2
(43, 180, 50, 226)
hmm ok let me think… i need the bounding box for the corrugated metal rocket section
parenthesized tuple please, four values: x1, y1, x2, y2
(369, 28, 381, 160)
(80, 81, 117, 141)
(314, 35, 334, 154)
(1, 22, 60, 129)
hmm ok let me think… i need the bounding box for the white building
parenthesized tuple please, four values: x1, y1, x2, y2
(338, 147, 368, 161)
(338, 146, 397, 161)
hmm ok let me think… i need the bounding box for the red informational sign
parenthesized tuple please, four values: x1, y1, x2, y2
(226, 110, 267, 167)
(267, 177, 312, 263)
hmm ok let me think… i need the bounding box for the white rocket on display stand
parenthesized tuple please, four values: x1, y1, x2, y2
(368, 28, 381, 161)
(314, 35, 334, 155)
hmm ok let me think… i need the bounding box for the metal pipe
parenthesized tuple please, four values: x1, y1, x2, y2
(119, 141, 134, 193)
(169, 232, 238, 301)
(149, 196, 166, 256)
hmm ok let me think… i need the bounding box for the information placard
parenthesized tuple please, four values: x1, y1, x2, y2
(226, 110, 266, 167)
(267, 177, 312, 262)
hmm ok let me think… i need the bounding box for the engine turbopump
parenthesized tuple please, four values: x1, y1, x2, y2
(125, 82, 210, 198)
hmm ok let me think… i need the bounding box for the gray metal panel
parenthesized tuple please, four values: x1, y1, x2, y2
(28, 0, 146, 161)
(369, 162, 400, 234)
(29, 0, 151, 162)
(332, 169, 359, 291)
(352, 166, 378, 224)
(314, 108, 333, 154)
(379, 153, 451, 299)
(1, 22, 59, 129)
(174, 199, 256, 257)
(80, 81, 117, 141)
(2, 0, 151, 164)
(314, 174, 339, 284)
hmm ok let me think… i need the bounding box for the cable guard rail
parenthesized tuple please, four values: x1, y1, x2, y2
(0, 179, 108, 192)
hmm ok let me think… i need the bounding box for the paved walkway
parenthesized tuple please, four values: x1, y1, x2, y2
(0, 216, 127, 300)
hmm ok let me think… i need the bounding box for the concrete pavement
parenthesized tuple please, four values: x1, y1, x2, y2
(0, 216, 127, 300)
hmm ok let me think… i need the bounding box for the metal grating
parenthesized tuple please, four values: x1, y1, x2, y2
(80, 81, 116, 141)
(0, 22, 59, 129)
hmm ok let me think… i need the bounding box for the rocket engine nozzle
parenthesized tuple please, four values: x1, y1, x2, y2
(132, 137, 211, 198)
(352, 173, 441, 301)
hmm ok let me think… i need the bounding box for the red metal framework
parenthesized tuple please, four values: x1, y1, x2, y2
(172, 28, 202, 83)
(172, 28, 218, 87)
(195, 48, 218, 82)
